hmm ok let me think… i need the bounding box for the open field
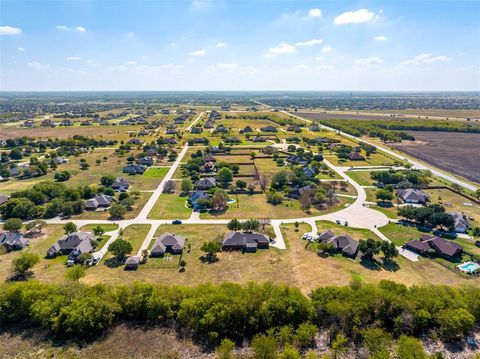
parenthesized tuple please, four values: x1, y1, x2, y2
(148, 191, 192, 219)
(327, 151, 398, 167)
(344, 170, 374, 186)
(143, 167, 169, 179)
(392, 131, 480, 183)
(200, 193, 353, 219)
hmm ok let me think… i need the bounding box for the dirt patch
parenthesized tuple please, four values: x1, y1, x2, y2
(391, 131, 480, 184)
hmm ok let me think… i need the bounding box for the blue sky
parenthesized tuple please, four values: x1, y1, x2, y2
(1, 0, 479, 91)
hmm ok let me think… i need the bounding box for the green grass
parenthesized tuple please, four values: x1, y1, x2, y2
(80, 223, 119, 233)
(143, 167, 169, 178)
(371, 205, 398, 219)
(378, 222, 428, 246)
(315, 220, 383, 241)
(148, 192, 192, 219)
(344, 171, 373, 186)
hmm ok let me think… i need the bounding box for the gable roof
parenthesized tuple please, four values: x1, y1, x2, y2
(151, 232, 186, 254)
(223, 232, 270, 247)
(398, 189, 429, 202)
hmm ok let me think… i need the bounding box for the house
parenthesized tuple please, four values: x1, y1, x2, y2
(204, 120, 215, 129)
(124, 256, 141, 270)
(327, 234, 359, 258)
(314, 137, 331, 144)
(213, 125, 228, 134)
(80, 120, 91, 126)
(317, 230, 336, 242)
(222, 232, 270, 252)
(253, 136, 266, 143)
(303, 167, 316, 178)
(173, 116, 187, 124)
(0, 231, 29, 251)
(397, 189, 430, 204)
(138, 156, 154, 166)
(286, 125, 300, 132)
(226, 136, 241, 144)
(195, 177, 217, 190)
(85, 194, 115, 210)
(203, 154, 216, 163)
(242, 126, 253, 133)
(188, 190, 211, 210)
(9, 166, 21, 177)
(405, 234, 463, 260)
(23, 120, 35, 128)
(450, 212, 471, 233)
(54, 157, 69, 165)
(260, 126, 277, 133)
(166, 128, 179, 135)
(348, 151, 365, 161)
(163, 138, 177, 145)
(0, 195, 10, 206)
(41, 119, 55, 127)
(191, 127, 203, 134)
(128, 138, 141, 145)
(287, 155, 308, 166)
(123, 164, 147, 174)
(111, 177, 130, 191)
(46, 232, 94, 259)
(59, 119, 73, 126)
(201, 161, 215, 173)
(288, 185, 315, 199)
(145, 148, 158, 156)
(309, 124, 321, 132)
(150, 233, 186, 256)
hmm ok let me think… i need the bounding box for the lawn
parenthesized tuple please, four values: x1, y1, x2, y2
(371, 204, 398, 219)
(200, 193, 353, 219)
(148, 191, 192, 219)
(329, 151, 397, 167)
(143, 167, 169, 179)
(378, 222, 430, 246)
(80, 223, 120, 233)
(315, 220, 382, 241)
(344, 171, 374, 186)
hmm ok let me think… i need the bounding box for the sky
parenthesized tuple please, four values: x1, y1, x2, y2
(1, 0, 479, 91)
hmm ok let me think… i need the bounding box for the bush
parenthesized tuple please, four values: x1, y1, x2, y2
(3, 218, 23, 232)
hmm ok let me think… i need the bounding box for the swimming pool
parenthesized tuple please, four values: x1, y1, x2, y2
(458, 261, 480, 274)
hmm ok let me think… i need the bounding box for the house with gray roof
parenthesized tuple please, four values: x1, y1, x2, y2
(0, 231, 29, 251)
(124, 256, 141, 270)
(318, 230, 359, 258)
(405, 234, 463, 260)
(397, 189, 430, 204)
(449, 212, 471, 233)
(46, 232, 94, 260)
(150, 232, 186, 256)
(195, 177, 217, 190)
(123, 164, 146, 174)
(222, 231, 270, 252)
(85, 194, 115, 210)
(111, 177, 130, 191)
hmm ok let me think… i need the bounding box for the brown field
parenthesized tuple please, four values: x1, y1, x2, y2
(392, 131, 480, 184)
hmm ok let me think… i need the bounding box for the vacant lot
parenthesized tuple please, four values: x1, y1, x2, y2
(392, 131, 480, 183)
(148, 191, 192, 219)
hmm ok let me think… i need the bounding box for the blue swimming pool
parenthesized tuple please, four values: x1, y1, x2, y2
(458, 262, 480, 273)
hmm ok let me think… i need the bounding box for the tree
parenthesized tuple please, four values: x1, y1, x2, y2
(267, 191, 283, 205)
(228, 219, 242, 231)
(330, 332, 348, 359)
(212, 190, 228, 212)
(80, 162, 90, 170)
(380, 241, 398, 261)
(242, 219, 260, 232)
(361, 328, 392, 356)
(300, 190, 312, 211)
(25, 219, 46, 233)
(164, 180, 176, 194)
(252, 334, 277, 359)
(63, 222, 77, 234)
(181, 178, 193, 194)
(65, 265, 86, 282)
(236, 180, 246, 190)
(93, 225, 105, 237)
(54, 171, 71, 182)
(108, 239, 133, 262)
(101, 175, 115, 187)
(271, 171, 289, 190)
(476, 189, 480, 200)
(109, 203, 127, 219)
(121, 197, 135, 211)
(473, 227, 480, 238)
(294, 322, 317, 347)
(13, 252, 39, 278)
(396, 336, 427, 359)
(279, 344, 300, 359)
(436, 308, 475, 341)
(376, 189, 393, 203)
(216, 338, 235, 359)
(358, 238, 381, 261)
(217, 167, 233, 186)
(201, 240, 222, 262)
(3, 218, 23, 232)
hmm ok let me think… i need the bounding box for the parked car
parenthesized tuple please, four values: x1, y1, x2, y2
(344, 221, 349, 227)
(92, 256, 101, 265)
(336, 220, 341, 225)
(172, 220, 182, 225)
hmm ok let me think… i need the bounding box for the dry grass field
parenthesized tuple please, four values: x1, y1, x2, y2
(392, 131, 480, 184)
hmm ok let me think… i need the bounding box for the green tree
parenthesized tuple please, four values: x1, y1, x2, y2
(109, 203, 127, 219)
(63, 222, 77, 234)
(93, 225, 105, 237)
(201, 241, 222, 262)
(476, 189, 480, 199)
(217, 167, 233, 185)
(376, 189, 393, 202)
(294, 322, 317, 347)
(228, 218, 242, 231)
(13, 252, 39, 278)
(108, 239, 133, 262)
(279, 344, 300, 359)
(473, 227, 480, 238)
(65, 265, 86, 282)
(242, 219, 260, 232)
(381, 241, 399, 261)
(3, 218, 23, 232)
(101, 175, 115, 187)
(361, 328, 392, 356)
(252, 334, 277, 359)
(436, 308, 475, 341)
(331, 333, 348, 359)
(216, 338, 235, 359)
(396, 336, 427, 359)
(358, 238, 381, 261)
(181, 178, 194, 194)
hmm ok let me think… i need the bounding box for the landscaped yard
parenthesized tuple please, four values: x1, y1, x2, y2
(143, 167, 169, 179)
(148, 191, 192, 219)
(315, 220, 382, 241)
(344, 170, 374, 186)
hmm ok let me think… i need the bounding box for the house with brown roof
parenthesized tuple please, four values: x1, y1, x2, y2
(150, 233, 186, 256)
(317, 230, 359, 258)
(222, 232, 270, 252)
(348, 150, 365, 161)
(397, 189, 430, 204)
(0, 231, 29, 251)
(404, 234, 463, 260)
(46, 232, 95, 261)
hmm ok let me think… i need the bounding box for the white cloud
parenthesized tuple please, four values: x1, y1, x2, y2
(56, 25, 69, 30)
(308, 8, 322, 18)
(27, 61, 49, 70)
(401, 53, 452, 65)
(322, 45, 332, 53)
(56, 25, 86, 32)
(161, 64, 183, 69)
(315, 56, 324, 61)
(216, 42, 228, 48)
(334, 9, 375, 24)
(17, 47, 26, 52)
(125, 61, 137, 65)
(374, 35, 388, 41)
(355, 57, 383, 66)
(0, 25, 22, 35)
(295, 38, 323, 47)
(188, 49, 206, 57)
(293, 64, 310, 71)
(264, 43, 296, 57)
(217, 62, 237, 69)
(76, 26, 86, 33)
(66, 56, 82, 61)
